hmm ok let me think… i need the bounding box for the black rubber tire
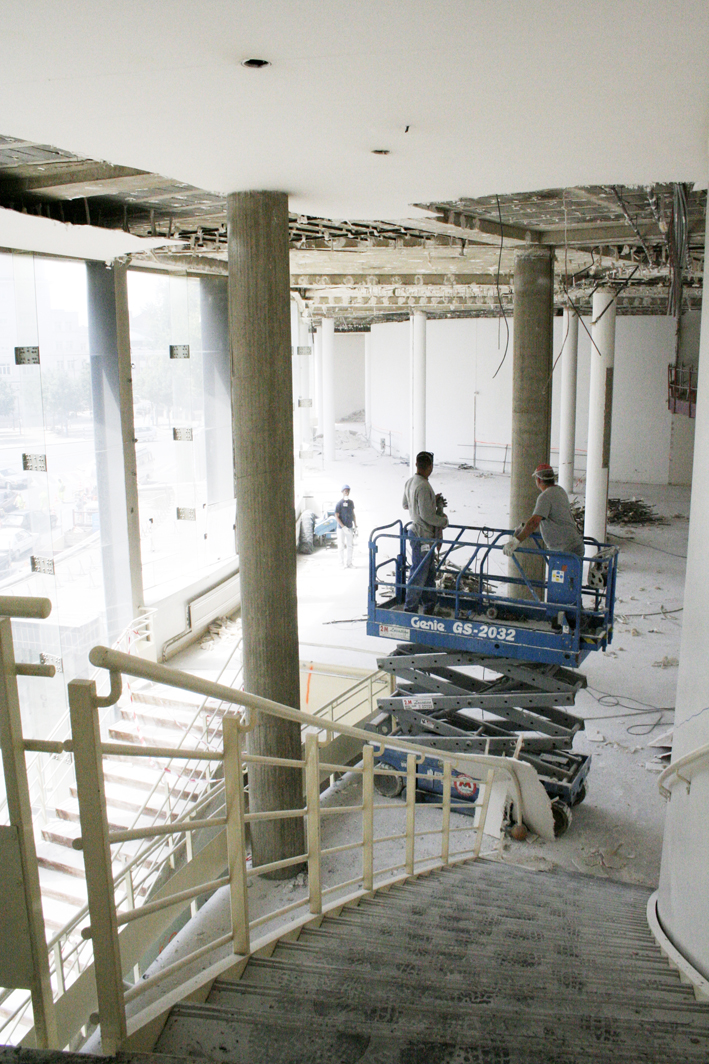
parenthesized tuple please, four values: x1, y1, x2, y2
(374, 768, 405, 798)
(572, 783, 587, 806)
(298, 510, 316, 554)
(551, 799, 573, 837)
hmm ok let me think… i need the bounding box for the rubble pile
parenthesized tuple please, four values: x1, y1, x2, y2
(571, 497, 666, 530)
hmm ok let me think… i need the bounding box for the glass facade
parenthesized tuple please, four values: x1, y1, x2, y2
(127, 270, 236, 598)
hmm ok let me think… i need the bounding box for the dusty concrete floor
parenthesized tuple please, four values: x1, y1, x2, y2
(145, 442, 688, 1012)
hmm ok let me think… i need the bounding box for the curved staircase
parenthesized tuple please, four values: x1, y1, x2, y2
(151, 860, 709, 1064)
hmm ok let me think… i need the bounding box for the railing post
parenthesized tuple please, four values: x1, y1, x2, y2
(405, 753, 417, 876)
(305, 732, 322, 914)
(473, 769, 496, 859)
(441, 761, 452, 865)
(223, 717, 250, 955)
(69, 678, 126, 1053)
(362, 745, 374, 892)
(0, 615, 58, 1049)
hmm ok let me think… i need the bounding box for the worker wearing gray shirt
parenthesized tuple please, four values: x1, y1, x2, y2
(402, 451, 449, 613)
(503, 463, 584, 559)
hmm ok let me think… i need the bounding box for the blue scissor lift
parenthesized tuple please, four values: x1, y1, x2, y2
(365, 521, 619, 834)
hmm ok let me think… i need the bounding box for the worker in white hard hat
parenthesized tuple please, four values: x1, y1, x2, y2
(335, 484, 356, 568)
(503, 463, 584, 559)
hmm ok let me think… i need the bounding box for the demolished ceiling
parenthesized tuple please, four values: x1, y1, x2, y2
(0, 135, 704, 330)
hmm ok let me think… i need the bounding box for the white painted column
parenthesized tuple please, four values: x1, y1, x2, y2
(322, 317, 336, 462)
(313, 323, 323, 433)
(297, 314, 313, 457)
(558, 307, 579, 495)
(364, 329, 372, 442)
(584, 289, 616, 544)
(410, 310, 427, 472)
(658, 182, 709, 982)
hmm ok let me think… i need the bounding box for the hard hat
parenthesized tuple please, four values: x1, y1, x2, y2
(532, 463, 556, 481)
(341, 484, 350, 491)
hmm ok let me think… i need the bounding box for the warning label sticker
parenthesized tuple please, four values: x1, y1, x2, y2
(378, 624, 411, 640)
(551, 570, 565, 583)
(402, 696, 434, 711)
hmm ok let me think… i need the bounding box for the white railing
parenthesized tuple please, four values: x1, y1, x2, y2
(59, 644, 539, 1054)
(658, 740, 709, 799)
(1, 630, 395, 1048)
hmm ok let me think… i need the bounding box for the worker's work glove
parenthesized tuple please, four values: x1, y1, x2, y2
(502, 537, 520, 557)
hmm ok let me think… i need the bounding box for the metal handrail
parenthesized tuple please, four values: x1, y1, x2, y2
(87, 645, 529, 813)
(658, 740, 709, 799)
(70, 648, 528, 1052)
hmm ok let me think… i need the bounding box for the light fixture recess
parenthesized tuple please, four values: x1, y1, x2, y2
(241, 58, 270, 69)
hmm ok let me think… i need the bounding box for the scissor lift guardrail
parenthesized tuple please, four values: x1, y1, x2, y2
(367, 521, 618, 668)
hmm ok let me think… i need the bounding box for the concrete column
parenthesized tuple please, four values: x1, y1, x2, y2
(227, 191, 304, 877)
(87, 262, 143, 641)
(558, 308, 579, 495)
(584, 289, 616, 544)
(200, 276, 233, 506)
(313, 323, 323, 435)
(658, 192, 709, 979)
(364, 330, 372, 441)
(509, 246, 554, 591)
(322, 317, 336, 461)
(410, 311, 427, 472)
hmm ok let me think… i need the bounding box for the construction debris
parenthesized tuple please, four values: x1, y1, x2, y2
(652, 656, 679, 669)
(571, 497, 667, 529)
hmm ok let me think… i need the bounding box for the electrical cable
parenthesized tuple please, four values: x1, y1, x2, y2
(582, 685, 674, 736)
(491, 195, 510, 379)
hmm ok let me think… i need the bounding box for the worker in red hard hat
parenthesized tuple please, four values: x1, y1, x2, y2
(503, 463, 584, 560)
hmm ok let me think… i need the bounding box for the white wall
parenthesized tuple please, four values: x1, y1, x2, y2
(370, 313, 682, 485)
(333, 332, 365, 420)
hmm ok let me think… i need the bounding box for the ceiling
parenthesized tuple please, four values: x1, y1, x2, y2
(0, 136, 703, 326)
(0, 3, 707, 326)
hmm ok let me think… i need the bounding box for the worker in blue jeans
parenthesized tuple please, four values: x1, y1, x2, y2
(402, 451, 449, 614)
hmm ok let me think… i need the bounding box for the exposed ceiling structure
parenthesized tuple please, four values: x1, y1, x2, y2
(0, 135, 704, 328)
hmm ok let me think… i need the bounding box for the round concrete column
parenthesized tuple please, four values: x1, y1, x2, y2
(584, 288, 616, 544)
(410, 311, 427, 472)
(322, 317, 336, 461)
(509, 246, 554, 591)
(227, 191, 304, 877)
(658, 190, 709, 981)
(558, 307, 579, 495)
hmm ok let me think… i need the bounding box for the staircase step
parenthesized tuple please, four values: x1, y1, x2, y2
(299, 912, 671, 967)
(233, 957, 708, 1019)
(102, 752, 217, 785)
(272, 938, 685, 997)
(38, 864, 88, 907)
(106, 718, 213, 754)
(68, 780, 196, 821)
(157, 999, 709, 1064)
(118, 700, 225, 737)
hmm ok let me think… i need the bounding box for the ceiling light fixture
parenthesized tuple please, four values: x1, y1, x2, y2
(241, 58, 270, 69)
(372, 149, 390, 156)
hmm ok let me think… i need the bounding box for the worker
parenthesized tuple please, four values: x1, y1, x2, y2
(335, 484, 356, 568)
(503, 463, 584, 559)
(402, 451, 449, 614)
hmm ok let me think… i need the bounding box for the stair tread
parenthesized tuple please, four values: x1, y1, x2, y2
(157, 1001, 709, 1063)
(227, 961, 707, 1018)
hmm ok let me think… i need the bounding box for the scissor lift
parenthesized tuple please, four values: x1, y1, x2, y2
(365, 522, 619, 834)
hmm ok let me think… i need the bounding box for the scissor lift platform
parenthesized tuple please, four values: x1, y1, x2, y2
(367, 521, 618, 668)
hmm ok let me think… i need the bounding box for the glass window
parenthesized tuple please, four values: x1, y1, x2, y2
(127, 270, 236, 597)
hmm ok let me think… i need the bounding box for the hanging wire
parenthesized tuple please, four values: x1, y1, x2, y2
(491, 195, 510, 379)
